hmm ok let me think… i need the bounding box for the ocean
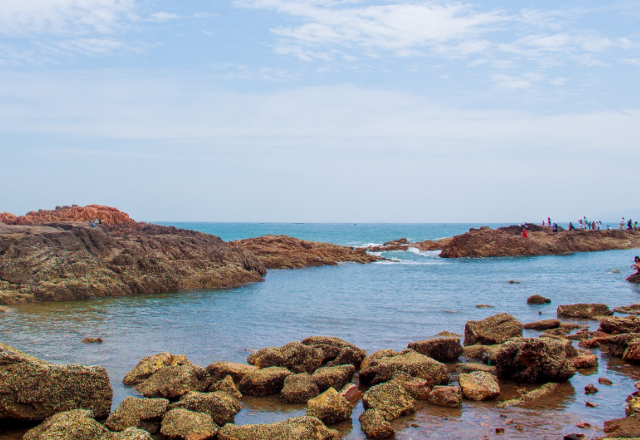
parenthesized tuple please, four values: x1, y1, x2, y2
(2, 222, 639, 439)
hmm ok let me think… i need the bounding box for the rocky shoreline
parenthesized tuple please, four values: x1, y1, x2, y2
(3, 300, 640, 439)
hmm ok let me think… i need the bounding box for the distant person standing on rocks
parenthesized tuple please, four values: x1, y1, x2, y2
(635, 221, 638, 230)
(522, 225, 528, 238)
(548, 217, 551, 227)
(628, 219, 633, 230)
(569, 222, 576, 230)
(621, 218, 626, 230)
(552, 223, 558, 233)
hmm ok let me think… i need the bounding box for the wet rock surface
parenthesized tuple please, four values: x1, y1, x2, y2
(217, 416, 340, 440)
(427, 386, 462, 408)
(206, 361, 258, 383)
(123, 352, 190, 386)
(301, 336, 366, 368)
(362, 381, 417, 420)
(359, 409, 395, 439)
(408, 337, 463, 362)
(170, 391, 242, 426)
(527, 295, 551, 305)
(105, 396, 169, 433)
(0, 342, 112, 422)
(248, 342, 324, 374)
(496, 337, 576, 383)
(464, 313, 523, 346)
(311, 365, 355, 393)
(604, 413, 640, 438)
(135, 364, 210, 399)
(458, 371, 501, 401)
(238, 366, 293, 396)
(599, 316, 640, 334)
(391, 372, 432, 400)
(160, 408, 218, 440)
(209, 375, 243, 400)
(280, 373, 320, 403)
(523, 319, 561, 330)
(307, 387, 353, 425)
(359, 349, 449, 386)
(557, 303, 613, 319)
(455, 362, 498, 375)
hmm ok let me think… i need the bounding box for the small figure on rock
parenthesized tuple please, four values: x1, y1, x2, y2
(569, 222, 576, 231)
(552, 223, 558, 233)
(632, 256, 640, 275)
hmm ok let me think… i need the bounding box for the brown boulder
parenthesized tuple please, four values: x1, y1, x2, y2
(307, 388, 353, 425)
(359, 349, 449, 386)
(280, 373, 320, 403)
(205, 361, 258, 383)
(455, 362, 497, 375)
(362, 381, 416, 421)
(105, 396, 169, 434)
(217, 416, 340, 440)
(391, 373, 432, 400)
(427, 386, 462, 408)
(604, 413, 640, 438)
(311, 365, 355, 392)
(0, 342, 112, 422)
(360, 349, 397, 371)
(408, 337, 463, 362)
(623, 339, 640, 363)
(170, 391, 242, 426)
(359, 409, 395, 439)
(238, 366, 292, 396)
(599, 316, 640, 334)
(527, 295, 551, 305)
(209, 375, 242, 400)
(571, 354, 598, 369)
(464, 313, 523, 346)
(124, 352, 190, 386)
(523, 319, 561, 330)
(136, 364, 210, 399)
(496, 338, 576, 383)
(608, 333, 640, 357)
(248, 342, 323, 374)
(160, 408, 218, 440)
(458, 372, 500, 401)
(301, 336, 366, 367)
(557, 303, 612, 319)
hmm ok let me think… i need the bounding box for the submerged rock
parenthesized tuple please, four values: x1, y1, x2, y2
(497, 383, 558, 408)
(136, 364, 210, 399)
(311, 365, 355, 393)
(238, 366, 292, 396)
(464, 313, 523, 346)
(170, 391, 242, 426)
(496, 338, 576, 383)
(359, 349, 449, 386)
(0, 342, 112, 422)
(359, 409, 395, 439)
(408, 337, 463, 362)
(362, 381, 416, 421)
(123, 352, 190, 386)
(217, 416, 340, 440)
(458, 371, 500, 401)
(248, 342, 324, 374)
(160, 408, 218, 440)
(280, 373, 320, 403)
(105, 396, 169, 434)
(307, 388, 353, 425)
(557, 303, 612, 319)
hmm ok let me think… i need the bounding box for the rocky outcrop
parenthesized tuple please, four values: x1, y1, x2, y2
(0, 342, 112, 422)
(170, 391, 242, 426)
(247, 342, 324, 374)
(408, 337, 463, 362)
(217, 416, 340, 440)
(359, 350, 449, 386)
(0, 213, 266, 304)
(366, 237, 453, 253)
(280, 373, 320, 403)
(238, 366, 292, 396)
(599, 316, 640, 334)
(362, 381, 416, 421)
(0, 205, 136, 226)
(557, 303, 612, 319)
(311, 365, 355, 393)
(160, 408, 218, 440)
(23, 409, 153, 440)
(230, 235, 379, 269)
(209, 375, 242, 400)
(458, 371, 500, 401)
(391, 373, 431, 400)
(306, 388, 353, 425)
(135, 364, 210, 399)
(439, 226, 640, 258)
(527, 295, 551, 305)
(301, 336, 366, 368)
(523, 319, 561, 330)
(495, 338, 576, 383)
(464, 313, 523, 346)
(123, 352, 190, 386)
(455, 362, 497, 375)
(105, 396, 169, 434)
(359, 409, 395, 439)
(206, 361, 258, 383)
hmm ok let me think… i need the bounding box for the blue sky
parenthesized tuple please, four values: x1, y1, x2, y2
(1, 0, 639, 223)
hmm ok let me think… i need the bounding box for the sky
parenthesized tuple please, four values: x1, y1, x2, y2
(0, 0, 639, 223)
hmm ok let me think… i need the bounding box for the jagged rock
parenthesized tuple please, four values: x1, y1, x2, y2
(604, 413, 640, 438)
(607, 333, 640, 357)
(527, 295, 551, 305)
(407, 337, 463, 362)
(238, 366, 292, 396)
(455, 363, 497, 375)
(359, 409, 394, 439)
(599, 316, 640, 334)
(496, 338, 576, 383)
(0, 342, 112, 422)
(23, 409, 153, 440)
(359, 349, 449, 386)
(307, 388, 353, 424)
(248, 342, 324, 374)
(427, 386, 462, 408)
(280, 373, 320, 403)
(136, 364, 210, 399)
(391, 373, 431, 400)
(458, 371, 500, 401)
(311, 365, 355, 392)
(123, 352, 190, 386)
(464, 313, 523, 346)
(209, 375, 242, 400)
(523, 319, 561, 330)
(557, 303, 612, 319)
(170, 391, 242, 426)
(160, 408, 218, 440)
(105, 396, 169, 433)
(626, 392, 640, 416)
(301, 336, 366, 367)
(205, 361, 258, 383)
(362, 381, 416, 421)
(217, 416, 340, 440)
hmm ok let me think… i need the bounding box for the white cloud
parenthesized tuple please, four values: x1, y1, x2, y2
(0, 0, 137, 35)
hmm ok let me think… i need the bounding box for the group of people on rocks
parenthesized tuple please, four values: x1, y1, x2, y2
(530, 215, 638, 237)
(620, 217, 638, 230)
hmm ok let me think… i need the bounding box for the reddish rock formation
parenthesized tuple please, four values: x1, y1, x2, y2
(0, 221, 266, 305)
(366, 237, 452, 253)
(0, 205, 136, 226)
(230, 235, 380, 269)
(439, 225, 640, 258)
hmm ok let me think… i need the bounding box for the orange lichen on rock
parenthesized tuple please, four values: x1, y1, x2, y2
(0, 205, 136, 226)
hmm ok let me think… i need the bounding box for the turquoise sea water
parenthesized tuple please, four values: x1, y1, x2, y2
(2, 223, 640, 439)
